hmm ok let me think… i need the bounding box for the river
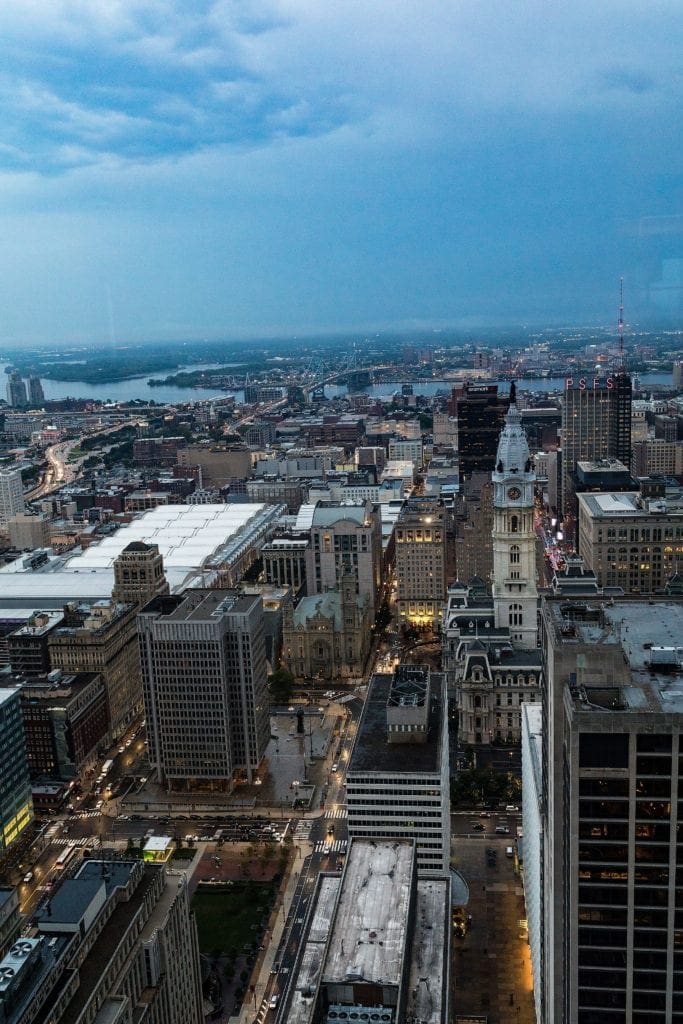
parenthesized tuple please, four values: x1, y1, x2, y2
(0, 364, 675, 406)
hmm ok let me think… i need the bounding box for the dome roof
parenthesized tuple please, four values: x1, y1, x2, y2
(493, 388, 532, 478)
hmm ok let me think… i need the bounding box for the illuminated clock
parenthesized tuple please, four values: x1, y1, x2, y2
(507, 486, 521, 500)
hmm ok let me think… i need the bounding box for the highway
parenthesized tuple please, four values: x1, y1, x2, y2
(25, 417, 141, 500)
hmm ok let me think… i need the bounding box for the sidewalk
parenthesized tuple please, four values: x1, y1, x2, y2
(232, 837, 314, 1024)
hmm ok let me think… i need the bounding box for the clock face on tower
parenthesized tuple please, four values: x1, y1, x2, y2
(507, 486, 521, 500)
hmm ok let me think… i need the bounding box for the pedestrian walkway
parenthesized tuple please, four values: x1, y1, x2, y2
(231, 839, 313, 1024)
(51, 836, 93, 847)
(324, 807, 347, 819)
(313, 839, 347, 854)
(293, 822, 312, 840)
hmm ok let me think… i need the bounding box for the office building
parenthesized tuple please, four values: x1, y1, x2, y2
(0, 689, 33, 857)
(0, 469, 24, 529)
(5, 371, 27, 409)
(491, 385, 539, 648)
(0, 858, 203, 1024)
(395, 497, 447, 628)
(521, 703, 543, 1024)
(306, 500, 383, 616)
(176, 442, 252, 487)
(577, 488, 683, 593)
(452, 472, 494, 585)
(540, 595, 683, 1024)
(48, 599, 141, 739)
(27, 377, 44, 406)
(674, 360, 683, 389)
(346, 666, 450, 876)
(111, 540, 170, 606)
(561, 373, 632, 525)
(632, 438, 683, 477)
(280, 838, 450, 1024)
(12, 670, 109, 780)
(0, 888, 20, 959)
(7, 512, 51, 551)
(8, 609, 64, 677)
(449, 382, 508, 476)
(138, 589, 269, 791)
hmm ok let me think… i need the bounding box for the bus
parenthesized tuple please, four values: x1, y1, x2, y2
(54, 843, 78, 870)
(101, 759, 114, 777)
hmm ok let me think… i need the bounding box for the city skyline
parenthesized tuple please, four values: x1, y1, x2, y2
(0, 2, 681, 346)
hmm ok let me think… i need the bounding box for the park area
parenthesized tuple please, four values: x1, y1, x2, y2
(192, 879, 279, 1018)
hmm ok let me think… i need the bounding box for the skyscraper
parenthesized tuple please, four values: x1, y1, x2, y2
(0, 469, 25, 529)
(449, 382, 508, 476)
(539, 594, 683, 1024)
(491, 384, 539, 648)
(561, 373, 632, 526)
(138, 590, 270, 791)
(0, 688, 34, 858)
(27, 377, 44, 406)
(5, 371, 27, 409)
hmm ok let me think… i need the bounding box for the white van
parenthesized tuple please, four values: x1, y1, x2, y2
(505, 846, 514, 858)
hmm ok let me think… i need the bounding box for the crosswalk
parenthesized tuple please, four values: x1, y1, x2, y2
(294, 821, 313, 840)
(51, 836, 93, 848)
(314, 839, 347, 854)
(78, 810, 102, 819)
(325, 807, 347, 819)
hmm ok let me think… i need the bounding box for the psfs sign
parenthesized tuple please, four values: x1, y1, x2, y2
(565, 377, 615, 390)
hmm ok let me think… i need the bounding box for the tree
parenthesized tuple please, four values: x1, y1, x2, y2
(268, 667, 295, 703)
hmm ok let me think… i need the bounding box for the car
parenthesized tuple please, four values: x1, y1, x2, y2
(471, 823, 485, 832)
(118, 746, 125, 754)
(23, 871, 34, 884)
(323, 844, 331, 854)
(479, 811, 491, 818)
(95, 799, 104, 811)
(495, 825, 510, 835)
(506, 845, 514, 858)
(271, 961, 281, 974)
(331, 763, 338, 773)
(505, 804, 519, 813)
(269, 995, 278, 1010)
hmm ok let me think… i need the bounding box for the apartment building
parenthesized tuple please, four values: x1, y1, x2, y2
(0, 469, 24, 529)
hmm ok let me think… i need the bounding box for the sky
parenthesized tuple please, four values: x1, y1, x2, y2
(0, 0, 682, 347)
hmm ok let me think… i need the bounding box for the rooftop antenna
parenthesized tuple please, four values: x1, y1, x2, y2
(617, 276, 625, 374)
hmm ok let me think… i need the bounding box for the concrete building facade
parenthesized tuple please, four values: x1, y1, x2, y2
(395, 497, 447, 628)
(346, 666, 450, 876)
(306, 501, 383, 617)
(138, 589, 270, 791)
(0, 469, 24, 529)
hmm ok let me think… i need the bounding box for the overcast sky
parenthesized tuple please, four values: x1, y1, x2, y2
(0, 0, 681, 347)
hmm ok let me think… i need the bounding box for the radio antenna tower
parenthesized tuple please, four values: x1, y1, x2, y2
(617, 276, 626, 374)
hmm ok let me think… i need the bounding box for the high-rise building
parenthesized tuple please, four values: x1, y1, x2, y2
(491, 386, 538, 648)
(7, 512, 51, 551)
(48, 600, 142, 740)
(453, 472, 494, 585)
(395, 496, 447, 628)
(5, 371, 27, 409)
(27, 377, 44, 406)
(138, 590, 270, 791)
(449, 382, 508, 476)
(306, 500, 383, 616)
(0, 469, 25, 529)
(0, 858, 204, 1024)
(112, 541, 170, 606)
(0, 688, 33, 858)
(539, 595, 683, 1024)
(674, 360, 683, 389)
(561, 373, 632, 525)
(346, 665, 450, 876)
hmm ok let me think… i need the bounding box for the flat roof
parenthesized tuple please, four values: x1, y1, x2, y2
(546, 597, 683, 714)
(143, 835, 172, 852)
(37, 877, 103, 926)
(406, 878, 450, 1024)
(348, 672, 444, 775)
(0, 504, 281, 606)
(286, 875, 341, 1024)
(323, 840, 414, 987)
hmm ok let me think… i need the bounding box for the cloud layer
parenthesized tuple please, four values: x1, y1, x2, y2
(0, 1, 681, 342)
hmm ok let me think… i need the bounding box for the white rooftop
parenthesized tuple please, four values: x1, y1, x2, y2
(323, 840, 414, 987)
(0, 504, 280, 607)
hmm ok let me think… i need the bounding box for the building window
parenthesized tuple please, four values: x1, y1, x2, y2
(510, 544, 520, 565)
(509, 603, 523, 627)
